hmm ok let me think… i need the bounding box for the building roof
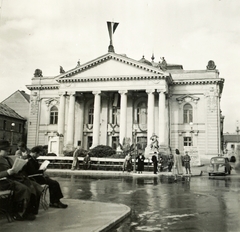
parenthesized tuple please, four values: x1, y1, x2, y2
(1, 90, 30, 103)
(0, 103, 25, 120)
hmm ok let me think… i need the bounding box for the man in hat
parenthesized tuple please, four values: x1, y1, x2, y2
(0, 140, 40, 221)
(24, 145, 68, 209)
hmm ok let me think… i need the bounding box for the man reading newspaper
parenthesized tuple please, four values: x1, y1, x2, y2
(0, 140, 42, 221)
(24, 146, 68, 209)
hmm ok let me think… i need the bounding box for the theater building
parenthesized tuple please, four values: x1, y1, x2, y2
(26, 50, 224, 162)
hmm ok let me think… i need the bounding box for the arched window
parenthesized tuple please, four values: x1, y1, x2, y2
(183, 103, 193, 123)
(88, 103, 94, 124)
(50, 106, 58, 124)
(137, 102, 147, 124)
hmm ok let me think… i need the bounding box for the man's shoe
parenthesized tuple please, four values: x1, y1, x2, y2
(50, 201, 68, 209)
(22, 213, 36, 221)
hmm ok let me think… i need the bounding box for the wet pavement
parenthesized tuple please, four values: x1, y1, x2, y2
(1, 166, 240, 232)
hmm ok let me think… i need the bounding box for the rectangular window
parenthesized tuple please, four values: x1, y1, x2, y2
(3, 120, 6, 130)
(50, 112, 58, 124)
(137, 137, 147, 150)
(112, 136, 119, 150)
(184, 137, 192, 146)
(87, 136, 92, 150)
(88, 108, 94, 124)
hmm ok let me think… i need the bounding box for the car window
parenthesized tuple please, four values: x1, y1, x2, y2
(211, 158, 225, 164)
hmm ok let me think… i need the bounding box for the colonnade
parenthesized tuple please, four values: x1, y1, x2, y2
(57, 89, 167, 150)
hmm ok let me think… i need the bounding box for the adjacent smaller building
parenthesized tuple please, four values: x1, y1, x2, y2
(1, 90, 30, 143)
(0, 103, 26, 154)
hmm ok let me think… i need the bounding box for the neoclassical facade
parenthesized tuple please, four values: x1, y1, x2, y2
(26, 52, 224, 161)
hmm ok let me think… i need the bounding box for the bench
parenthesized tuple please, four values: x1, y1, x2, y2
(0, 178, 15, 222)
(37, 156, 158, 172)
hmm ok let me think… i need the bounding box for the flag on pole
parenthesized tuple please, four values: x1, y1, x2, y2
(107, 21, 119, 52)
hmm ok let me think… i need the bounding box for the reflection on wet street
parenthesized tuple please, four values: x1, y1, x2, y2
(50, 174, 240, 232)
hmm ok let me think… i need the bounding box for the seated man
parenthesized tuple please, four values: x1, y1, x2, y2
(24, 146, 68, 209)
(0, 140, 41, 221)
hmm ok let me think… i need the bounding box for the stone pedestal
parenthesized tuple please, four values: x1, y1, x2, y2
(48, 136, 64, 156)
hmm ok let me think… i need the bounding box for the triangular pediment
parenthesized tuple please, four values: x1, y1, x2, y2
(57, 53, 167, 82)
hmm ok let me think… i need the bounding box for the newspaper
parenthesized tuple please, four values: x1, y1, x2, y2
(39, 160, 50, 170)
(12, 158, 28, 173)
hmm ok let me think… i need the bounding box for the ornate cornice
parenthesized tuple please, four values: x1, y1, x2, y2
(56, 53, 171, 83)
(172, 78, 224, 85)
(26, 85, 59, 90)
(58, 75, 168, 83)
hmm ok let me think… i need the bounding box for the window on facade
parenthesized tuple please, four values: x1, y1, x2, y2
(112, 107, 120, 125)
(183, 103, 193, 124)
(50, 106, 58, 124)
(137, 102, 147, 124)
(112, 136, 119, 150)
(184, 137, 192, 146)
(137, 137, 147, 150)
(18, 124, 22, 133)
(3, 120, 6, 130)
(88, 104, 94, 124)
(87, 136, 92, 149)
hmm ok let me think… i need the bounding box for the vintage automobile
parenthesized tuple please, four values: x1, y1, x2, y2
(208, 156, 232, 176)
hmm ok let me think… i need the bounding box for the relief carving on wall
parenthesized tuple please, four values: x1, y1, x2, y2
(176, 95, 199, 105)
(45, 98, 59, 111)
(30, 92, 39, 115)
(205, 87, 218, 112)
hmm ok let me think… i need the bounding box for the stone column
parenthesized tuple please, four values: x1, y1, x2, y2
(58, 92, 66, 136)
(119, 90, 128, 144)
(91, 91, 101, 148)
(66, 92, 76, 148)
(158, 90, 166, 145)
(146, 89, 155, 144)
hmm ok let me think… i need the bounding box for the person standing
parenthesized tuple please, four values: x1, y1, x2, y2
(24, 146, 68, 209)
(152, 152, 158, 174)
(83, 152, 91, 170)
(183, 151, 191, 174)
(173, 149, 183, 180)
(71, 141, 82, 170)
(167, 153, 174, 172)
(136, 153, 145, 174)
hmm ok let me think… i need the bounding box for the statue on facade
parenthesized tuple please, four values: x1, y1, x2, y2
(150, 133, 159, 153)
(34, 69, 43, 77)
(60, 66, 65, 74)
(206, 60, 216, 70)
(158, 57, 167, 71)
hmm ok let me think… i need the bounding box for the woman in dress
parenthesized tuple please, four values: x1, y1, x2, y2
(136, 153, 145, 174)
(173, 149, 183, 180)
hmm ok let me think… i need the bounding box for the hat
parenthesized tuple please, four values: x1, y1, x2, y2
(0, 140, 10, 150)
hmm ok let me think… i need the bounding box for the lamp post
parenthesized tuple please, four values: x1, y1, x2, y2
(133, 129, 137, 173)
(10, 122, 15, 154)
(189, 122, 194, 146)
(236, 120, 239, 145)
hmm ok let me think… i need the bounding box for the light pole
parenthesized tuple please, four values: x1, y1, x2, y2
(133, 129, 137, 173)
(10, 122, 15, 154)
(236, 120, 239, 145)
(189, 122, 194, 146)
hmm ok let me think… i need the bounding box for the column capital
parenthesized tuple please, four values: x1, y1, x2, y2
(58, 91, 67, 96)
(67, 91, 76, 96)
(146, 89, 155, 94)
(92, 90, 101, 95)
(157, 89, 166, 94)
(118, 90, 128, 95)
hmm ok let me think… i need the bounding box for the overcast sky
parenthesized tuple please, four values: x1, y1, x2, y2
(0, 0, 239, 133)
